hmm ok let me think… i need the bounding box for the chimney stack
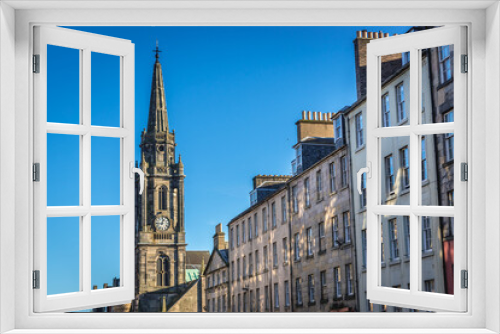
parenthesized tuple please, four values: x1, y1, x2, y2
(213, 223, 228, 251)
(353, 29, 402, 100)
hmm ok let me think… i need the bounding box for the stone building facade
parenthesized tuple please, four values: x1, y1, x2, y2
(203, 224, 230, 312)
(226, 113, 357, 312)
(343, 29, 447, 312)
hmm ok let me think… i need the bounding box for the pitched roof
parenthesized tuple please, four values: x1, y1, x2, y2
(185, 250, 210, 270)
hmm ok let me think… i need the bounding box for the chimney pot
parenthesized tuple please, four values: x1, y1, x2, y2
(362, 30, 368, 38)
(302, 110, 306, 120)
(307, 111, 312, 120)
(379, 31, 384, 38)
(356, 31, 362, 38)
(385, 33, 389, 37)
(368, 32, 373, 38)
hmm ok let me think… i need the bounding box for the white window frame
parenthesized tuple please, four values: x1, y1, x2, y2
(365, 26, 467, 312)
(33, 26, 135, 313)
(2, 3, 496, 334)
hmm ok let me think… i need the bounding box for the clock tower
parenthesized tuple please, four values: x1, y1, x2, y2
(135, 45, 187, 311)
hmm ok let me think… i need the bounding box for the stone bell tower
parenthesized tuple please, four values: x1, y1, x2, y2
(135, 44, 187, 310)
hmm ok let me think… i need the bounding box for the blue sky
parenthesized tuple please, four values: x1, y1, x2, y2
(47, 26, 410, 295)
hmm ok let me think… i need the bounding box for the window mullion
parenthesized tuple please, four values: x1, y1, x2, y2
(81, 47, 92, 294)
(409, 48, 421, 294)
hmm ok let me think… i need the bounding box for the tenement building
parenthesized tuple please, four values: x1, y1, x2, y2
(203, 224, 230, 312)
(225, 112, 357, 312)
(343, 29, 448, 312)
(126, 47, 209, 312)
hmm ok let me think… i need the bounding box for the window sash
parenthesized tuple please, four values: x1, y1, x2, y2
(33, 26, 135, 313)
(365, 25, 467, 312)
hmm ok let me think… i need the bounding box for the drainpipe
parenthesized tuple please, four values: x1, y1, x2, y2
(343, 112, 361, 312)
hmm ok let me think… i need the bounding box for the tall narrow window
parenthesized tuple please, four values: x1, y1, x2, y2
(254, 213, 259, 237)
(424, 280, 435, 293)
(403, 216, 410, 257)
(292, 185, 298, 213)
(361, 229, 367, 268)
(385, 155, 395, 194)
(319, 222, 326, 252)
(332, 216, 339, 247)
(262, 207, 268, 233)
(264, 246, 269, 271)
(238, 294, 241, 312)
(438, 45, 452, 83)
(320, 271, 327, 301)
(355, 112, 364, 147)
(381, 223, 385, 263)
(156, 255, 169, 287)
(382, 93, 390, 127)
(341, 156, 348, 188)
(422, 136, 428, 181)
(307, 227, 314, 256)
(231, 261, 235, 282)
(360, 172, 367, 207)
(272, 242, 278, 268)
(159, 186, 168, 210)
(230, 228, 234, 250)
(249, 290, 254, 312)
(256, 288, 261, 312)
(255, 250, 260, 274)
(389, 219, 399, 260)
(334, 267, 342, 298)
(284, 281, 290, 307)
(281, 196, 287, 223)
(236, 224, 240, 246)
(316, 170, 322, 200)
(346, 264, 354, 296)
(329, 162, 336, 193)
(274, 283, 279, 309)
(334, 117, 343, 140)
(271, 202, 276, 228)
(396, 82, 406, 122)
(237, 258, 240, 279)
(243, 256, 246, 277)
(308, 275, 315, 303)
(422, 217, 432, 251)
(242, 221, 246, 243)
(296, 278, 303, 305)
(265, 286, 270, 311)
(304, 178, 310, 207)
(294, 233, 301, 261)
(282, 237, 288, 263)
(248, 217, 252, 240)
(249, 253, 253, 276)
(444, 111, 454, 161)
(400, 146, 410, 188)
(343, 211, 351, 243)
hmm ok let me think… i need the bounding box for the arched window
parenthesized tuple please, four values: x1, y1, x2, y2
(159, 186, 168, 211)
(156, 255, 169, 287)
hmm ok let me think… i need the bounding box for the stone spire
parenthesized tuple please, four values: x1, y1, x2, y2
(147, 42, 168, 134)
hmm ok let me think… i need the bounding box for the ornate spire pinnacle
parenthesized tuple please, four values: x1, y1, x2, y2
(147, 42, 168, 134)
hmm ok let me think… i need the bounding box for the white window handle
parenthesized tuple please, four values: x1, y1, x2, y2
(357, 163, 371, 195)
(130, 162, 145, 195)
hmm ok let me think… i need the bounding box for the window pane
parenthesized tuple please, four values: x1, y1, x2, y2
(91, 52, 121, 127)
(47, 133, 80, 206)
(420, 135, 454, 206)
(91, 216, 121, 290)
(380, 137, 410, 205)
(421, 45, 454, 124)
(380, 52, 409, 127)
(380, 215, 410, 290)
(47, 217, 80, 295)
(47, 45, 80, 124)
(91, 136, 121, 205)
(420, 216, 453, 295)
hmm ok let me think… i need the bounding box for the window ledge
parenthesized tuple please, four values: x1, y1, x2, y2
(318, 249, 326, 256)
(320, 298, 329, 304)
(389, 258, 401, 266)
(443, 159, 454, 168)
(437, 77, 454, 90)
(422, 249, 434, 258)
(355, 144, 366, 153)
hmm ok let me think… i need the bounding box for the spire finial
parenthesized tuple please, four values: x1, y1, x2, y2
(153, 40, 162, 61)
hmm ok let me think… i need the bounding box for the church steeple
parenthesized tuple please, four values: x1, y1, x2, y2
(147, 42, 168, 134)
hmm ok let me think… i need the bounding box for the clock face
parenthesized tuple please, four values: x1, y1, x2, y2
(155, 216, 170, 231)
